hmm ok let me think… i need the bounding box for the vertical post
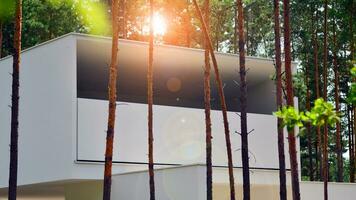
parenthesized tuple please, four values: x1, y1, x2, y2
(148, 0, 156, 199)
(273, 0, 287, 198)
(322, 0, 329, 199)
(236, 0, 250, 199)
(103, 0, 119, 199)
(203, 0, 213, 199)
(192, 1, 236, 199)
(8, 0, 22, 199)
(283, 0, 301, 199)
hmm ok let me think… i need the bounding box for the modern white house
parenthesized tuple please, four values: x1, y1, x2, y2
(0, 33, 355, 200)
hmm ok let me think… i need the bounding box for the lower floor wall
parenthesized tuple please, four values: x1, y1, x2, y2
(0, 181, 102, 200)
(213, 183, 293, 200)
(301, 181, 356, 200)
(64, 181, 102, 200)
(1, 166, 356, 200)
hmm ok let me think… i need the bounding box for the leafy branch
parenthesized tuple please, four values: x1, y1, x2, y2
(274, 98, 340, 132)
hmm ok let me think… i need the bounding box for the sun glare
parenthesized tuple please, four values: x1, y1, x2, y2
(153, 13, 167, 36)
(143, 12, 167, 36)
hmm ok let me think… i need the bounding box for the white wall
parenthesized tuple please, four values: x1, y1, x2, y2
(0, 33, 300, 189)
(111, 165, 206, 200)
(301, 181, 356, 200)
(77, 98, 292, 169)
(0, 35, 77, 187)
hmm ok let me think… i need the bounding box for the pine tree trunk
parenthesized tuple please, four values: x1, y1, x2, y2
(312, 8, 322, 181)
(350, 0, 356, 182)
(273, 0, 287, 198)
(203, 0, 213, 199)
(322, 1, 329, 199)
(148, 0, 156, 199)
(354, 108, 356, 182)
(103, 0, 119, 199)
(236, 1, 250, 199)
(305, 55, 314, 181)
(192, 1, 236, 199)
(332, 17, 343, 182)
(283, 0, 301, 199)
(8, 1, 22, 200)
(348, 106, 355, 182)
(233, 3, 238, 54)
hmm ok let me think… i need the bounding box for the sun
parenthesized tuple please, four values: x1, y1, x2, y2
(143, 12, 167, 36)
(152, 13, 167, 36)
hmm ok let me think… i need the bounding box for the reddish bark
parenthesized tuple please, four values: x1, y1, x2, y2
(192, 1, 236, 199)
(148, 0, 156, 199)
(332, 17, 343, 182)
(273, 0, 287, 198)
(103, 0, 119, 199)
(203, 0, 213, 199)
(312, 7, 322, 181)
(350, 0, 356, 183)
(322, 1, 329, 199)
(8, 0, 22, 199)
(305, 54, 314, 181)
(283, 0, 301, 199)
(236, 1, 250, 199)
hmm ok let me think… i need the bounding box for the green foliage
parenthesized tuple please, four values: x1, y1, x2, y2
(304, 98, 340, 127)
(274, 98, 340, 132)
(0, 0, 15, 21)
(274, 106, 306, 131)
(348, 65, 356, 104)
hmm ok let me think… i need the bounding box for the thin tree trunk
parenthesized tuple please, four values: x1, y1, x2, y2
(352, 106, 356, 183)
(312, 8, 322, 181)
(8, 0, 22, 199)
(305, 54, 314, 181)
(350, 0, 356, 182)
(234, 2, 238, 54)
(306, 6, 314, 182)
(148, 0, 156, 199)
(236, 1, 250, 200)
(203, 0, 213, 199)
(245, 11, 249, 55)
(283, 0, 301, 199)
(348, 106, 355, 182)
(332, 16, 343, 182)
(192, 1, 236, 199)
(103, 0, 119, 199)
(273, 0, 287, 198)
(322, 1, 329, 199)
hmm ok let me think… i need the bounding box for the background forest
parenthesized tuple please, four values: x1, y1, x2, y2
(0, 0, 355, 182)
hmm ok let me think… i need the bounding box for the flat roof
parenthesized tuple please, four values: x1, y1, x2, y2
(1, 33, 294, 114)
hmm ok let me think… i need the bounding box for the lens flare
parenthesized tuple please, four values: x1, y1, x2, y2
(143, 12, 167, 36)
(152, 13, 167, 36)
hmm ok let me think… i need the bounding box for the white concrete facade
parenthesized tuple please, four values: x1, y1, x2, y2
(1, 33, 348, 199)
(111, 164, 356, 200)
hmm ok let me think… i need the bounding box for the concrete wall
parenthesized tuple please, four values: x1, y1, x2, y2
(0, 35, 77, 187)
(64, 181, 102, 200)
(301, 181, 356, 200)
(111, 165, 205, 200)
(0, 33, 299, 190)
(111, 164, 294, 200)
(77, 98, 292, 170)
(111, 165, 356, 200)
